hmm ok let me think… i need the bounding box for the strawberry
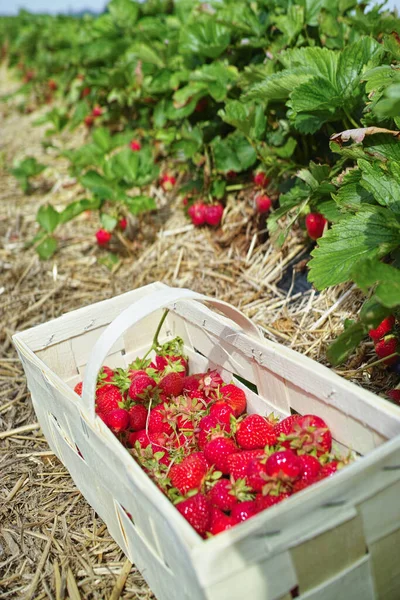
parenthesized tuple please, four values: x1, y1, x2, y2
(128, 374, 156, 401)
(176, 493, 211, 535)
(255, 194, 272, 214)
(246, 456, 269, 492)
(292, 477, 318, 494)
(274, 414, 301, 438)
(148, 406, 174, 435)
(96, 229, 111, 246)
(204, 204, 224, 227)
(198, 415, 230, 449)
(188, 202, 207, 226)
(74, 381, 83, 396)
(231, 500, 257, 522)
(81, 86, 90, 97)
(170, 454, 208, 495)
(265, 450, 303, 481)
(176, 415, 195, 433)
(298, 454, 321, 481)
(84, 115, 94, 127)
(106, 408, 130, 433)
(128, 369, 148, 381)
(204, 437, 238, 474)
(160, 174, 176, 191)
(92, 105, 102, 117)
(182, 374, 202, 392)
(236, 414, 277, 450)
(98, 366, 114, 384)
(209, 402, 234, 427)
(155, 354, 187, 375)
(199, 370, 224, 397)
(183, 197, 189, 206)
(195, 97, 208, 112)
(282, 414, 332, 456)
(97, 412, 109, 425)
(158, 372, 184, 397)
(226, 450, 265, 480)
(226, 170, 237, 179)
(253, 172, 269, 187)
(208, 480, 238, 512)
(128, 429, 151, 449)
(118, 218, 127, 231)
(375, 335, 398, 365)
(96, 385, 123, 414)
(368, 315, 395, 341)
(128, 404, 148, 431)
(130, 139, 141, 151)
(48, 79, 57, 91)
(220, 384, 246, 416)
(209, 510, 236, 535)
(255, 492, 290, 513)
(318, 461, 340, 479)
(387, 389, 400, 405)
(305, 213, 327, 240)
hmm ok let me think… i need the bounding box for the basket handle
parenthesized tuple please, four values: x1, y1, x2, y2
(81, 287, 262, 420)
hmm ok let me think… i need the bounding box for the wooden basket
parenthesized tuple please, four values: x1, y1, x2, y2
(13, 283, 400, 600)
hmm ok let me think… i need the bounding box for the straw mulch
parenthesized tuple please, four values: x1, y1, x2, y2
(0, 64, 397, 599)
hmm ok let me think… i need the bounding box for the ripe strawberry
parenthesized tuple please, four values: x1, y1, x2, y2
(160, 174, 176, 191)
(204, 203, 224, 227)
(226, 170, 237, 179)
(266, 450, 303, 481)
(209, 510, 236, 535)
(231, 500, 257, 522)
(255, 492, 290, 513)
(84, 115, 94, 127)
(387, 389, 400, 405)
(182, 374, 202, 392)
(128, 429, 151, 449)
(318, 461, 340, 479)
(236, 414, 277, 450)
(274, 414, 302, 438)
(208, 480, 238, 512)
(158, 372, 184, 397)
(282, 414, 332, 456)
(129, 374, 156, 401)
(118, 218, 127, 231)
(106, 408, 130, 433)
(204, 437, 238, 474)
(130, 139, 141, 151)
(98, 366, 115, 384)
(298, 454, 321, 481)
(74, 381, 83, 396)
(209, 402, 234, 427)
(375, 335, 398, 365)
(255, 194, 272, 214)
(128, 404, 148, 431)
(176, 415, 195, 433)
(96, 229, 111, 246)
(48, 79, 57, 91)
(253, 172, 269, 187)
(198, 415, 230, 449)
(182, 197, 189, 206)
(176, 493, 211, 535)
(148, 406, 174, 435)
(96, 385, 123, 414)
(199, 370, 224, 397)
(368, 315, 395, 341)
(92, 105, 102, 117)
(195, 97, 208, 112)
(170, 454, 208, 495)
(246, 456, 269, 492)
(305, 213, 327, 240)
(220, 384, 246, 416)
(97, 411, 109, 425)
(81, 86, 90, 97)
(226, 450, 265, 480)
(155, 354, 187, 375)
(128, 369, 148, 381)
(292, 477, 317, 494)
(188, 202, 207, 226)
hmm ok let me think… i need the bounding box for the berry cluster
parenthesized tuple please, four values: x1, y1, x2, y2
(369, 315, 398, 366)
(74, 335, 349, 538)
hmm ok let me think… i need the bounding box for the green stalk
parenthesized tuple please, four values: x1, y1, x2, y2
(142, 309, 169, 360)
(343, 108, 360, 130)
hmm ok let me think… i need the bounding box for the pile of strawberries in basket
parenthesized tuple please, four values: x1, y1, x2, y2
(74, 334, 349, 538)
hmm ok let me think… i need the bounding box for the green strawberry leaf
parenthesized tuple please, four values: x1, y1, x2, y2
(37, 204, 60, 233)
(358, 159, 400, 215)
(36, 235, 58, 260)
(179, 18, 231, 59)
(352, 259, 400, 308)
(326, 322, 366, 366)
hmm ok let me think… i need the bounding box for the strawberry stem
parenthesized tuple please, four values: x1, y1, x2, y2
(142, 308, 169, 360)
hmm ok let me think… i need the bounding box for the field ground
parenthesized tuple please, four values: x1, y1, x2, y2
(0, 64, 395, 599)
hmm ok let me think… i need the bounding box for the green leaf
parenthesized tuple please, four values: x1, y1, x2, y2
(100, 213, 118, 231)
(92, 127, 112, 153)
(245, 69, 313, 102)
(69, 101, 90, 130)
(36, 235, 58, 260)
(59, 198, 102, 223)
(37, 204, 60, 233)
(274, 5, 304, 43)
(300, 0, 329, 26)
(125, 195, 156, 215)
(336, 37, 383, 96)
(190, 62, 238, 102)
(353, 259, 400, 308)
(358, 159, 400, 215)
(211, 133, 257, 173)
(326, 322, 366, 366)
(179, 18, 231, 59)
(289, 77, 340, 113)
(218, 101, 266, 140)
(108, 0, 139, 28)
(308, 206, 400, 289)
(80, 171, 117, 199)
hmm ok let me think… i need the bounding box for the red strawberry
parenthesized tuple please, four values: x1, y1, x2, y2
(160, 174, 176, 191)
(84, 115, 94, 127)
(274, 414, 302, 438)
(255, 492, 290, 512)
(204, 437, 238, 474)
(375, 335, 398, 365)
(195, 97, 208, 112)
(170, 454, 208, 495)
(176, 415, 195, 433)
(128, 369, 148, 381)
(74, 381, 83, 396)
(148, 406, 174, 435)
(118, 218, 127, 231)
(48, 79, 57, 91)
(81, 86, 90, 97)
(368, 315, 395, 341)
(289, 414, 332, 456)
(182, 374, 202, 392)
(253, 172, 269, 187)
(92, 105, 102, 117)
(130, 139, 141, 151)
(188, 202, 207, 226)
(387, 389, 400, 405)
(208, 480, 238, 512)
(305, 213, 327, 240)
(265, 450, 303, 481)
(96, 229, 111, 246)
(198, 415, 230, 449)
(96, 385, 123, 414)
(204, 204, 224, 227)
(209, 402, 234, 427)
(183, 197, 189, 206)
(106, 408, 130, 433)
(209, 510, 236, 535)
(129, 429, 151, 448)
(97, 411, 109, 425)
(246, 456, 268, 492)
(292, 477, 317, 494)
(255, 194, 272, 214)
(158, 372, 184, 397)
(129, 374, 156, 401)
(236, 414, 277, 450)
(128, 404, 148, 431)
(227, 450, 265, 480)
(298, 454, 321, 481)
(318, 461, 340, 480)
(98, 366, 115, 383)
(199, 370, 224, 397)
(155, 354, 187, 375)
(220, 384, 246, 416)
(231, 500, 257, 522)
(226, 170, 237, 179)
(176, 493, 211, 535)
